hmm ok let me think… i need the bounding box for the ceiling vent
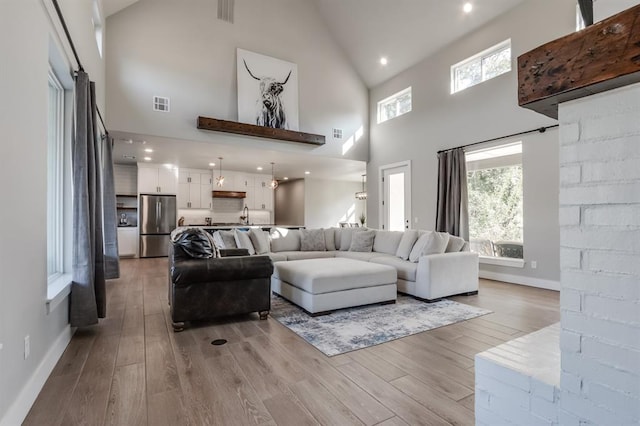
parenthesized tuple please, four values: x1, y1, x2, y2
(333, 128, 343, 139)
(217, 0, 234, 23)
(153, 96, 170, 112)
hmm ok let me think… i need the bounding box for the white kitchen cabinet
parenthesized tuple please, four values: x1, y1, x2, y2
(117, 227, 138, 257)
(235, 173, 255, 190)
(178, 169, 213, 209)
(138, 164, 178, 194)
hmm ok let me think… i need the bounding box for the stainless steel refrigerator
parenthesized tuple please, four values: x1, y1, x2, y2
(139, 194, 177, 257)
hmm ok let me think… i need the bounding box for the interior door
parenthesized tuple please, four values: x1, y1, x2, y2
(382, 163, 411, 231)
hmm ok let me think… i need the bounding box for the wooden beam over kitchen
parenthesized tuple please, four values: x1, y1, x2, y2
(197, 116, 326, 145)
(518, 4, 640, 119)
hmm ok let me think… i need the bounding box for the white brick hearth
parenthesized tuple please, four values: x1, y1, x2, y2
(476, 82, 640, 425)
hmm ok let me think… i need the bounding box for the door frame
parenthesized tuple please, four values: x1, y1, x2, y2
(378, 160, 412, 231)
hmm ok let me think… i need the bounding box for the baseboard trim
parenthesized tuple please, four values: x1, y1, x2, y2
(479, 270, 560, 291)
(0, 325, 73, 426)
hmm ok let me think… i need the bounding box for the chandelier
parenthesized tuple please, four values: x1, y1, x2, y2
(355, 174, 367, 200)
(269, 162, 278, 189)
(216, 157, 225, 187)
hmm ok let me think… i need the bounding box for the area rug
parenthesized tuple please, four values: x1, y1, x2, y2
(270, 294, 492, 356)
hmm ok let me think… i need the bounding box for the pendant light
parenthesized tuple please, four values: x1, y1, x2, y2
(216, 157, 225, 187)
(269, 162, 278, 189)
(355, 174, 367, 200)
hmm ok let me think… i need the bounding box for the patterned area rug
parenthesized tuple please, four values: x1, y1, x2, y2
(270, 294, 492, 356)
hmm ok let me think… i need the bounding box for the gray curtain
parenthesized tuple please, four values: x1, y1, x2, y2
(578, 0, 594, 26)
(70, 71, 106, 327)
(102, 135, 120, 280)
(435, 148, 469, 241)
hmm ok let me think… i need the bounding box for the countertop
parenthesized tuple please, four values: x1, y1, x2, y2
(184, 224, 303, 230)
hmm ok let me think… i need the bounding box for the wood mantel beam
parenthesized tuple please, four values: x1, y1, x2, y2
(518, 4, 640, 119)
(197, 116, 325, 146)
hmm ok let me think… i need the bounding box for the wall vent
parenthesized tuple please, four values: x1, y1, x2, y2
(333, 128, 343, 139)
(217, 0, 234, 23)
(153, 96, 170, 112)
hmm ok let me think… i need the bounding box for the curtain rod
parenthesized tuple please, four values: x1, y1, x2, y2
(51, 0, 108, 135)
(437, 124, 559, 154)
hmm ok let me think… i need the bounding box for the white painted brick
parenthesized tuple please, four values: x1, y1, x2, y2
(581, 337, 640, 375)
(583, 205, 640, 227)
(560, 288, 582, 312)
(560, 390, 627, 426)
(557, 408, 582, 426)
(476, 407, 517, 426)
(586, 251, 640, 276)
(582, 158, 640, 183)
(561, 371, 583, 394)
(476, 355, 532, 391)
(560, 165, 581, 185)
(561, 228, 640, 253)
(560, 248, 582, 270)
(488, 394, 550, 426)
(476, 373, 531, 409)
(561, 312, 640, 351)
(584, 382, 640, 423)
(531, 395, 559, 422)
(532, 379, 559, 402)
(581, 110, 640, 141)
(562, 352, 640, 394)
(560, 122, 581, 145)
(560, 329, 582, 353)
(559, 206, 581, 226)
(560, 182, 640, 206)
(562, 270, 640, 301)
(583, 294, 640, 326)
(560, 136, 640, 164)
(475, 389, 491, 410)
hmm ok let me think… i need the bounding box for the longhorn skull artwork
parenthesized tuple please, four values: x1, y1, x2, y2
(243, 59, 292, 130)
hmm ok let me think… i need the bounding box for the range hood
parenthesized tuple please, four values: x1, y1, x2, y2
(212, 190, 246, 199)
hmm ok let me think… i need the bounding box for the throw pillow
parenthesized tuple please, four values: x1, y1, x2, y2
(339, 227, 365, 251)
(409, 231, 434, 263)
(301, 229, 326, 251)
(212, 230, 237, 249)
(373, 230, 404, 255)
(324, 228, 336, 251)
(270, 228, 302, 252)
(446, 235, 466, 252)
(234, 229, 256, 255)
(396, 230, 419, 260)
(171, 227, 218, 259)
(421, 231, 450, 256)
(349, 230, 376, 252)
(248, 229, 270, 254)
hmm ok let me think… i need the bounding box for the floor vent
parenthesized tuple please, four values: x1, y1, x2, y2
(153, 96, 170, 112)
(217, 0, 234, 23)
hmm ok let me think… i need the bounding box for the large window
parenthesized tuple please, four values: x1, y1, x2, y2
(377, 87, 412, 124)
(466, 142, 523, 261)
(47, 68, 65, 281)
(451, 39, 511, 94)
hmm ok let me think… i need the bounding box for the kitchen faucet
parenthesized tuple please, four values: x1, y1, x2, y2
(242, 205, 250, 225)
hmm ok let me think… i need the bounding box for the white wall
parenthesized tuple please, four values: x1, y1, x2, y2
(0, 0, 105, 423)
(105, 0, 369, 162)
(367, 0, 576, 286)
(304, 178, 364, 229)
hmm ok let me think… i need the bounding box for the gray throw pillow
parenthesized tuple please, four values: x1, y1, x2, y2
(249, 228, 270, 254)
(446, 235, 466, 252)
(212, 230, 237, 249)
(396, 230, 419, 260)
(170, 227, 218, 258)
(324, 228, 336, 251)
(339, 227, 365, 251)
(349, 230, 376, 252)
(234, 229, 256, 255)
(301, 229, 326, 251)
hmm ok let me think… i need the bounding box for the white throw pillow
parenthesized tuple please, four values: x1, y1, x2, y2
(373, 230, 404, 255)
(396, 230, 419, 260)
(270, 228, 301, 252)
(248, 229, 270, 254)
(446, 235, 466, 252)
(234, 229, 256, 255)
(212, 230, 237, 249)
(409, 231, 432, 262)
(422, 232, 450, 256)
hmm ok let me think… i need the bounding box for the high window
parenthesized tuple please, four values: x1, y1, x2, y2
(466, 142, 523, 262)
(47, 68, 65, 281)
(377, 87, 412, 124)
(451, 39, 511, 94)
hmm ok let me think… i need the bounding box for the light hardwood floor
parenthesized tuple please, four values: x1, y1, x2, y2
(24, 258, 559, 426)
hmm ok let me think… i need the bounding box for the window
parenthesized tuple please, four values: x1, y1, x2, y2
(466, 142, 523, 263)
(451, 39, 511, 93)
(47, 68, 65, 281)
(377, 87, 412, 124)
(92, 0, 103, 57)
(576, 3, 586, 31)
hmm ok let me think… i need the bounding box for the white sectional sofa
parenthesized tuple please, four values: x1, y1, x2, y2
(216, 226, 479, 303)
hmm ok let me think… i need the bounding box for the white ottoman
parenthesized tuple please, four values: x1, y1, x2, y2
(271, 258, 397, 315)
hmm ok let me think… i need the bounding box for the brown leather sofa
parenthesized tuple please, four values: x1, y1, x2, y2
(168, 243, 274, 332)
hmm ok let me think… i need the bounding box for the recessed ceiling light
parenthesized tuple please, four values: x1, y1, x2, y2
(463, 2, 473, 13)
(209, 162, 216, 167)
(144, 148, 153, 153)
(283, 177, 289, 180)
(144, 157, 152, 161)
(380, 57, 388, 66)
(257, 166, 263, 171)
(304, 171, 311, 175)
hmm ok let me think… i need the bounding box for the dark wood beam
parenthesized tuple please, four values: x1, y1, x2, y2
(212, 191, 246, 199)
(518, 4, 640, 119)
(197, 116, 325, 146)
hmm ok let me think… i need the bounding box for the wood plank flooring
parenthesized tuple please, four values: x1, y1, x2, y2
(24, 258, 559, 425)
